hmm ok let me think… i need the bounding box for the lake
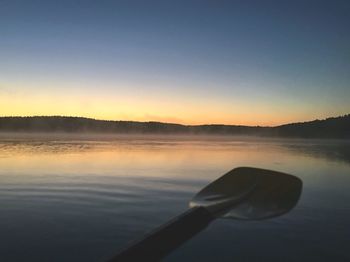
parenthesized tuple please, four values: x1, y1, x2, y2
(0, 134, 349, 261)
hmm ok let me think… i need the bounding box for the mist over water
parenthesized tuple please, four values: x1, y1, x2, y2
(0, 135, 349, 261)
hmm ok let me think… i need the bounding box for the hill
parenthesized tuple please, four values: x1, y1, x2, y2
(0, 115, 349, 139)
(274, 115, 350, 139)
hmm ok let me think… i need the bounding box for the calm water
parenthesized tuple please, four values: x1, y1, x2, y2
(0, 135, 350, 261)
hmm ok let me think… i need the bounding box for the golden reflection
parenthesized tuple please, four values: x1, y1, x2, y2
(0, 135, 329, 181)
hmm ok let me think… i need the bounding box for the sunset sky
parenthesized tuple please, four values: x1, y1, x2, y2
(1, 0, 349, 126)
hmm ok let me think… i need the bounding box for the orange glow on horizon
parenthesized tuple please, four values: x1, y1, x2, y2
(1, 84, 347, 127)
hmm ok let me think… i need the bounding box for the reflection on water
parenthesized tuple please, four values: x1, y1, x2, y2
(0, 135, 349, 261)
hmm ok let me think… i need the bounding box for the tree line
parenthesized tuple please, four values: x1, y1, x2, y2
(0, 115, 349, 139)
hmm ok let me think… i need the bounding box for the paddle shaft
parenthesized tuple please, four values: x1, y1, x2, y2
(107, 206, 214, 261)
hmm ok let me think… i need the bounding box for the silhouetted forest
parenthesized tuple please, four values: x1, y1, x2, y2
(0, 115, 349, 139)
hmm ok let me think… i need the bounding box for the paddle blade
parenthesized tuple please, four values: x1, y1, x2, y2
(224, 168, 302, 220)
(190, 167, 302, 220)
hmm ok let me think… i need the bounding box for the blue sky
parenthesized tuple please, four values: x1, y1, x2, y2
(1, 0, 349, 125)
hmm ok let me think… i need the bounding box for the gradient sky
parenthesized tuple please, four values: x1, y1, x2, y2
(1, 0, 349, 126)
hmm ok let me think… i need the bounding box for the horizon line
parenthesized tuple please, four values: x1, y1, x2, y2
(1, 114, 349, 128)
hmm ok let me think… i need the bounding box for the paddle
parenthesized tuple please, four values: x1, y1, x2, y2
(107, 167, 302, 261)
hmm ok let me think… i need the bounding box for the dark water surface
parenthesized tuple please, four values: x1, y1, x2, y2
(0, 135, 349, 261)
